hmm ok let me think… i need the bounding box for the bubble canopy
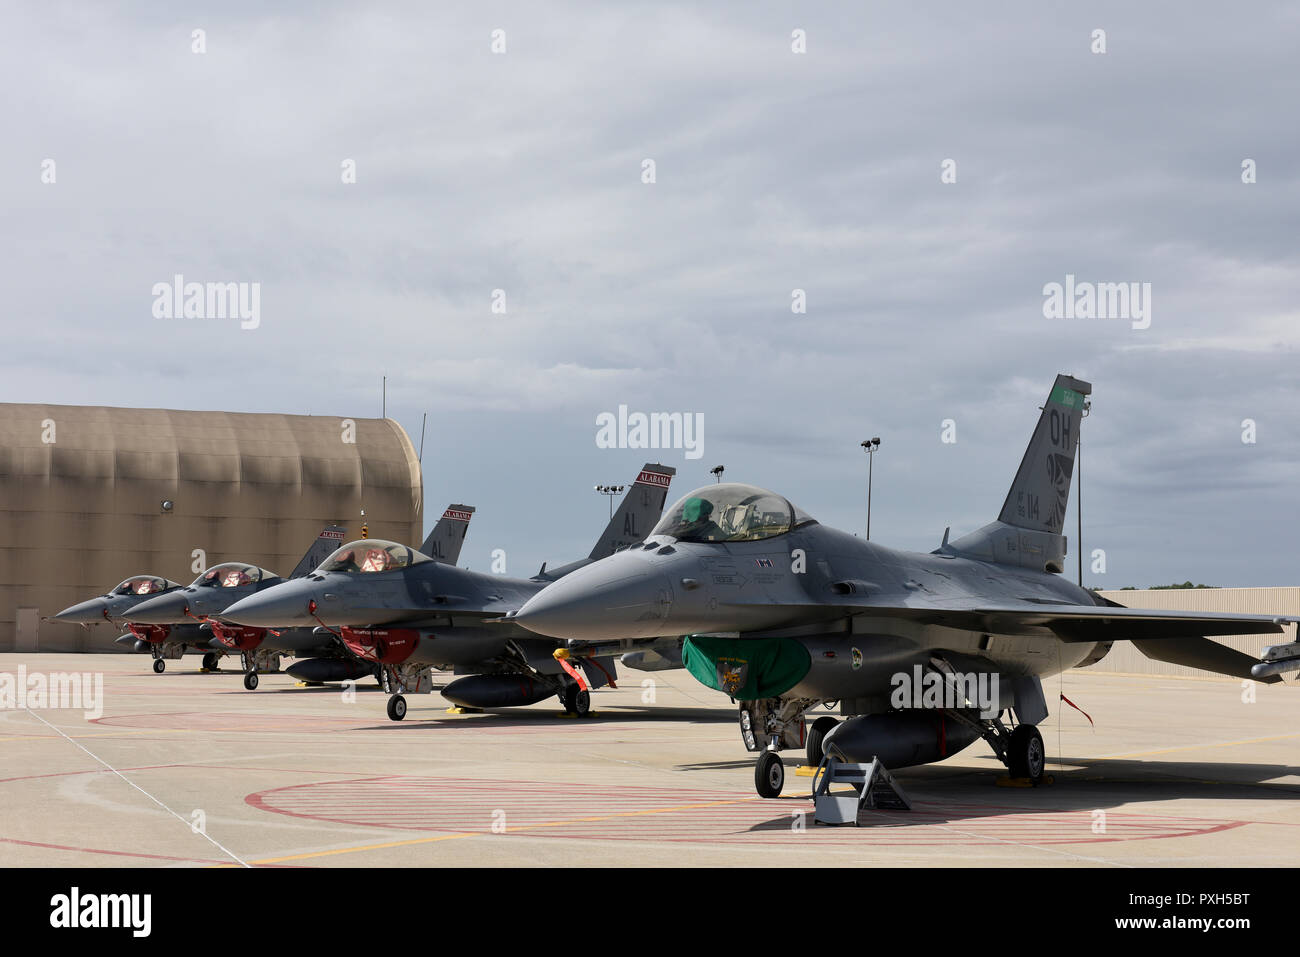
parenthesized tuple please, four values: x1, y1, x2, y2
(193, 563, 273, 588)
(651, 484, 814, 544)
(317, 540, 431, 574)
(111, 576, 174, 596)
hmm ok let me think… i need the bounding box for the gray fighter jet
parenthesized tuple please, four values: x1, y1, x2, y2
(52, 575, 207, 662)
(223, 465, 675, 720)
(127, 506, 474, 689)
(514, 375, 1298, 797)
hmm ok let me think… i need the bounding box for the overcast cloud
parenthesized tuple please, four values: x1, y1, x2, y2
(3, 2, 1298, 586)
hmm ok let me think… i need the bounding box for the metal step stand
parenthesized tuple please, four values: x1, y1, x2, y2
(812, 743, 911, 825)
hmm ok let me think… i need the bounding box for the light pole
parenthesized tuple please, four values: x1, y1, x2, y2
(710, 465, 725, 483)
(595, 484, 625, 520)
(1077, 400, 1090, 587)
(861, 437, 880, 539)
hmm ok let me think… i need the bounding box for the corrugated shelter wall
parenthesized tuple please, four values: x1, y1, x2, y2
(1091, 587, 1299, 678)
(0, 404, 422, 651)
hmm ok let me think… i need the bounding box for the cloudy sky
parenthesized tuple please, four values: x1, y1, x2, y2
(4, 2, 1298, 586)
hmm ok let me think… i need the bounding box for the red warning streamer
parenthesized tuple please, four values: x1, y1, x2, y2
(1059, 693, 1095, 727)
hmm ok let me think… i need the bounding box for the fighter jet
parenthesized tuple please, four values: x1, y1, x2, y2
(513, 374, 1298, 797)
(52, 575, 205, 662)
(121, 524, 347, 683)
(128, 506, 474, 689)
(224, 465, 676, 721)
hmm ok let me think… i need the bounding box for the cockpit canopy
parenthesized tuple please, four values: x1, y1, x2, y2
(316, 540, 431, 574)
(194, 563, 273, 588)
(651, 483, 814, 544)
(110, 576, 174, 596)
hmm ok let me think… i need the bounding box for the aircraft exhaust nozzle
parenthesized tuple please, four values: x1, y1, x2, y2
(822, 712, 980, 769)
(442, 674, 554, 710)
(284, 658, 377, 684)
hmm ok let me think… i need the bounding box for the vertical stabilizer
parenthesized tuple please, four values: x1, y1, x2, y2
(420, 505, 475, 565)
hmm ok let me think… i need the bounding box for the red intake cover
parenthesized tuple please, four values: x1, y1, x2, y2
(339, 627, 420, 664)
(127, 623, 171, 644)
(209, 621, 266, 651)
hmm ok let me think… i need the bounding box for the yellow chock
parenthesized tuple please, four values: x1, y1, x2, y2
(445, 706, 483, 715)
(996, 774, 1055, 788)
(794, 765, 818, 778)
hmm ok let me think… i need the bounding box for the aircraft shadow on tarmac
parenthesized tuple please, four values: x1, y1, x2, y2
(342, 705, 737, 732)
(733, 755, 1300, 831)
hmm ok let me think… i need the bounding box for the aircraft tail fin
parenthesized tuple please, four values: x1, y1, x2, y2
(419, 505, 475, 565)
(289, 525, 347, 579)
(997, 373, 1091, 534)
(588, 464, 676, 560)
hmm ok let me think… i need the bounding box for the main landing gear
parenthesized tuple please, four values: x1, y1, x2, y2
(806, 715, 839, 766)
(201, 652, 221, 672)
(944, 709, 1046, 784)
(560, 681, 591, 718)
(1006, 724, 1045, 781)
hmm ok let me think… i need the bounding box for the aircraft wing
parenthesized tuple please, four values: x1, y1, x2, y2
(723, 594, 1292, 639)
(721, 596, 1294, 682)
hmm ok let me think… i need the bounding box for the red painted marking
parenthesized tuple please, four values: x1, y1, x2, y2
(0, 835, 227, 865)
(244, 776, 1254, 846)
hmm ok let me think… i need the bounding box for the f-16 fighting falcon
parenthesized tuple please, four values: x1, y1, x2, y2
(56, 526, 347, 677)
(127, 506, 474, 689)
(224, 464, 676, 721)
(513, 375, 1299, 797)
(52, 574, 205, 662)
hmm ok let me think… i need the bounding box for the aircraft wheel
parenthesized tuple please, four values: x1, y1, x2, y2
(806, 716, 839, 766)
(387, 694, 407, 722)
(201, 652, 216, 671)
(152, 659, 165, 674)
(243, 671, 259, 691)
(562, 683, 591, 717)
(1007, 724, 1045, 781)
(755, 751, 785, 798)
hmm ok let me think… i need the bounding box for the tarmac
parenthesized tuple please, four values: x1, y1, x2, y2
(1, 652, 1298, 867)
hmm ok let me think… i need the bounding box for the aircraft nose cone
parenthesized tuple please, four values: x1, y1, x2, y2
(515, 560, 675, 641)
(223, 584, 318, 627)
(53, 598, 109, 624)
(128, 592, 191, 624)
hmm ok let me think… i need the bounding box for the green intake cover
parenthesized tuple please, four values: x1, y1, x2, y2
(682, 635, 811, 700)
